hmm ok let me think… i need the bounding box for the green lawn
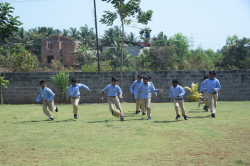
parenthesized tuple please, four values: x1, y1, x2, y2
(0, 101, 250, 166)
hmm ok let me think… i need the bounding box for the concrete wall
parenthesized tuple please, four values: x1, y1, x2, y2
(1, 70, 250, 104)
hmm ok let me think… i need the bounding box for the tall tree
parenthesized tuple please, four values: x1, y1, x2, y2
(100, 0, 153, 92)
(226, 34, 238, 47)
(0, 2, 22, 43)
(69, 27, 79, 40)
(168, 32, 189, 60)
(79, 24, 95, 47)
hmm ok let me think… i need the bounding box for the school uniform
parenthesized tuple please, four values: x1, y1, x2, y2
(36, 87, 56, 118)
(68, 83, 89, 115)
(130, 80, 143, 112)
(198, 86, 209, 107)
(138, 83, 159, 118)
(102, 84, 123, 118)
(200, 78, 221, 115)
(141, 81, 157, 114)
(169, 85, 186, 116)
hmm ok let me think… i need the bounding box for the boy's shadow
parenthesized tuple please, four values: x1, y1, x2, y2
(153, 120, 179, 123)
(14, 119, 76, 124)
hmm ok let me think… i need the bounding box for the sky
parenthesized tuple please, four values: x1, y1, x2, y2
(1, 0, 250, 51)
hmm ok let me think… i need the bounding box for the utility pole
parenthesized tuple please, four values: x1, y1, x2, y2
(190, 32, 195, 50)
(94, 0, 100, 72)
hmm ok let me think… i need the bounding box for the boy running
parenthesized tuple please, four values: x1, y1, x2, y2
(136, 76, 163, 120)
(200, 71, 221, 118)
(169, 79, 188, 120)
(130, 74, 143, 114)
(68, 78, 90, 119)
(36, 80, 58, 121)
(101, 77, 124, 121)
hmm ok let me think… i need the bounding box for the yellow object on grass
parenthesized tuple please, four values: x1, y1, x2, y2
(183, 83, 203, 102)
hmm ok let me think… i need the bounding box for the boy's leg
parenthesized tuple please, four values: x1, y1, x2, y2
(70, 97, 80, 115)
(178, 99, 186, 116)
(107, 97, 115, 113)
(173, 99, 180, 115)
(113, 96, 124, 118)
(145, 98, 151, 117)
(207, 93, 217, 114)
(43, 100, 52, 118)
(48, 99, 56, 112)
(136, 92, 141, 112)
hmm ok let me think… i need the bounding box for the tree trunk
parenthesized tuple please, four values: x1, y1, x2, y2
(0, 86, 3, 104)
(120, 20, 124, 103)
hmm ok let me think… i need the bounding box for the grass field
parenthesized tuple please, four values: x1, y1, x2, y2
(0, 101, 250, 166)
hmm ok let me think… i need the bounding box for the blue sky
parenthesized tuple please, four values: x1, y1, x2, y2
(1, 0, 250, 51)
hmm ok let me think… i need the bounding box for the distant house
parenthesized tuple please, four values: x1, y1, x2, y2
(41, 35, 80, 66)
(99, 41, 144, 56)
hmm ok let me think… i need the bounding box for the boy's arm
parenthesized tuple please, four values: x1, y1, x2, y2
(36, 91, 42, 102)
(78, 83, 90, 91)
(130, 82, 135, 94)
(200, 80, 207, 92)
(178, 87, 185, 97)
(46, 89, 55, 102)
(214, 80, 221, 91)
(117, 86, 123, 98)
(68, 86, 74, 96)
(101, 86, 108, 100)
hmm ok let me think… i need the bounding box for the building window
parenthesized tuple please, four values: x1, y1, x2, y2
(47, 42, 53, 49)
(47, 42, 50, 49)
(47, 56, 54, 64)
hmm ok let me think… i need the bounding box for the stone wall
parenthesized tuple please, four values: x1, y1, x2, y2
(1, 70, 250, 104)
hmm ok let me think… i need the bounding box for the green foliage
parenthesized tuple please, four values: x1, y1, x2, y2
(74, 43, 95, 67)
(218, 37, 250, 70)
(0, 76, 9, 88)
(148, 45, 178, 71)
(139, 27, 152, 38)
(101, 26, 123, 43)
(51, 72, 70, 103)
(168, 32, 189, 59)
(81, 60, 113, 72)
(152, 39, 167, 47)
(9, 44, 25, 55)
(0, 2, 22, 43)
(183, 83, 203, 102)
(4, 51, 39, 72)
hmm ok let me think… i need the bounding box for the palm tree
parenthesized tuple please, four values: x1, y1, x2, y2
(62, 29, 69, 37)
(101, 26, 125, 43)
(127, 32, 138, 42)
(15, 27, 31, 47)
(69, 27, 79, 40)
(111, 39, 131, 68)
(79, 24, 96, 47)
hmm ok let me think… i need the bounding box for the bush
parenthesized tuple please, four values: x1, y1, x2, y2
(183, 83, 203, 102)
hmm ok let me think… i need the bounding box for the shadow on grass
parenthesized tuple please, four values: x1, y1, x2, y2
(53, 119, 76, 123)
(153, 120, 179, 123)
(188, 115, 211, 118)
(13, 120, 45, 124)
(14, 119, 76, 124)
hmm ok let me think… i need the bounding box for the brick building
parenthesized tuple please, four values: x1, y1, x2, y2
(41, 35, 80, 66)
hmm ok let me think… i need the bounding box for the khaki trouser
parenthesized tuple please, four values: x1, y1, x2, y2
(141, 98, 151, 117)
(70, 96, 80, 115)
(200, 92, 209, 106)
(141, 92, 152, 113)
(207, 93, 218, 114)
(43, 99, 56, 118)
(108, 96, 123, 118)
(173, 99, 186, 116)
(136, 92, 141, 111)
